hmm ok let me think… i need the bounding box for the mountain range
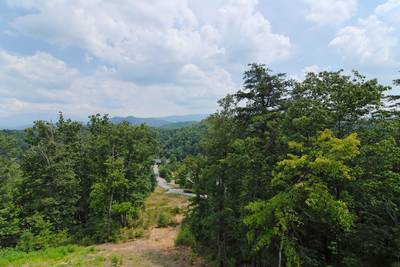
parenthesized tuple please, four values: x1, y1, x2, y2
(110, 114, 208, 128)
(0, 114, 209, 130)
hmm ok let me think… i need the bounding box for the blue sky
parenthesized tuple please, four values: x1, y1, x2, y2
(0, 0, 399, 127)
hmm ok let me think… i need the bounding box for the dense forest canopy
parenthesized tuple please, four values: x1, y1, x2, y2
(178, 64, 400, 267)
(0, 64, 399, 267)
(0, 114, 158, 250)
(155, 121, 208, 162)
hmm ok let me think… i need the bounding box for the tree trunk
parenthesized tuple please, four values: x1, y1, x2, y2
(278, 233, 284, 267)
(107, 186, 115, 240)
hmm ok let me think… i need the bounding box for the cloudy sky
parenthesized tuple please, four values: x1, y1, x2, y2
(0, 0, 399, 127)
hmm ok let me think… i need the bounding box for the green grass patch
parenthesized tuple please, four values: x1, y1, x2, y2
(0, 245, 104, 267)
(175, 224, 196, 247)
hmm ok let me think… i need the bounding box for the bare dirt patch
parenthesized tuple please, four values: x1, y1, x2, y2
(96, 187, 205, 267)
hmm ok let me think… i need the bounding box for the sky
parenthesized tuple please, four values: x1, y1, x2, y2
(0, 0, 400, 127)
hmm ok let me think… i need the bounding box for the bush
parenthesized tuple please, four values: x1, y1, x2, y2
(159, 165, 173, 182)
(175, 224, 195, 247)
(116, 227, 145, 242)
(16, 214, 70, 252)
(157, 210, 177, 228)
(111, 255, 123, 266)
(17, 230, 70, 252)
(172, 206, 181, 215)
(159, 165, 169, 178)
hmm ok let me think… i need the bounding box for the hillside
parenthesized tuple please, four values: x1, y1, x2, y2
(111, 114, 208, 128)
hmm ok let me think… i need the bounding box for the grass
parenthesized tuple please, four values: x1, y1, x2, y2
(0, 187, 195, 267)
(175, 224, 196, 247)
(112, 187, 188, 242)
(140, 187, 188, 229)
(0, 245, 154, 267)
(0, 245, 106, 267)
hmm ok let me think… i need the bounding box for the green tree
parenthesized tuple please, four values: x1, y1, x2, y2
(287, 70, 387, 140)
(19, 118, 81, 232)
(82, 115, 158, 242)
(90, 156, 129, 241)
(245, 130, 359, 266)
(0, 132, 23, 247)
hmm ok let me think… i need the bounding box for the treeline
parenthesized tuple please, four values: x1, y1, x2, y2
(156, 121, 208, 162)
(155, 122, 208, 185)
(0, 114, 157, 250)
(181, 64, 400, 266)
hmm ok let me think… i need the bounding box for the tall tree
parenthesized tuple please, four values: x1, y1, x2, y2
(19, 118, 81, 232)
(0, 132, 23, 247)
(245, 130, 359, 266)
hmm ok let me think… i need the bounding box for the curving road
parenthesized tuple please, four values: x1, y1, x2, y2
(154, 165, 196, 197)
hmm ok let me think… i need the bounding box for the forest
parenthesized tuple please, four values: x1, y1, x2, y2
(176, 65, 400, 267)
(0, 64, 399, 266)
(0, 114, 158, 250)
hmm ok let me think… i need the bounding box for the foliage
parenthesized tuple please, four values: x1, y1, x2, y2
(157, 209, 177, 228)
(155, 121, 208, 162)
(158, 164, 173, 182)
(0, 131, 23, 248)
(176, 223, 196, 247)
(0, 66, 399, 267)
(0, 113, 158, 248)
(245, 130, 359, 266)
(183, 64, 399, 266)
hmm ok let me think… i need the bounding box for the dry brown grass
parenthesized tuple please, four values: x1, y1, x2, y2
(95, 187, 205, 267)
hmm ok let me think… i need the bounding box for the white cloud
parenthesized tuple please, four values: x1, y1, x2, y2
(304, 0, 357, 27)
(291, 65, 322, 81)
(329, 1, 400, 67)
(0, 0, 291, 123)
(0, 50, 77, 83)
(0, 49, 235, 123)
(302, 65, 321, 74)
(8, 0, 290, 83)
(375, 0, 400, 23)
(215, 0, 291, 64)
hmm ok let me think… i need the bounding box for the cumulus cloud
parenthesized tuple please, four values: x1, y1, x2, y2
(304, 0, 357, 27)
(375, 0, 400, 23)
(0, 49, 235, 124)
(8, 0, 290, 84)
(329, 1, 400, 67)
(215, 0, 291, 64)
(291, 65, 322, 81)
(0, 0, 292, 124)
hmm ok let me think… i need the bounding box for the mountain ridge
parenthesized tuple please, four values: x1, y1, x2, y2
(0, 114, 209, 130)
(110, 114, 208, 128)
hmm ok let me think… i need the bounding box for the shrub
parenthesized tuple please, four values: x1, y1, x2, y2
(116, 227, 145, 242)
(16, 213, 70, 252)
(172, 206, 181, 215)
(159, 165, 174, 182)
(175, 224, 195, 247)
(159, 165, 169, 178)
(111, 255, 123, 266)
(17, 230, 70, 252)
(157, 210, 177, 227)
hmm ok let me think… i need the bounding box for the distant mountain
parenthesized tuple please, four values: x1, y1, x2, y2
(0, 114, 209, 130)
(111, 114, 208, 128)
(158, 121, 197, 129)
(158, 114, 208, 122)
(0, 124, 32, 130)
(111, 116, 170, 127)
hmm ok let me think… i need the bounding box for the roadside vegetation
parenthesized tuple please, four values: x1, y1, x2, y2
(0, 186, 198, 266)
